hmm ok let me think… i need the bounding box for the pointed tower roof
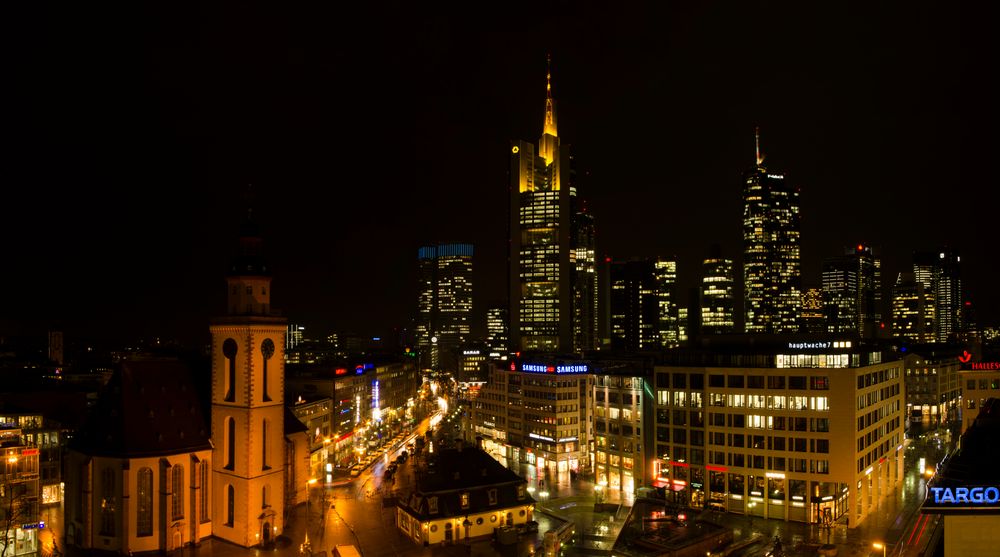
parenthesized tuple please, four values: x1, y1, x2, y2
(543, 54, 557, 138)
(229, 190, 270, 277)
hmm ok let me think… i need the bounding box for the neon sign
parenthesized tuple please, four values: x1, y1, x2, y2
(970, 362, 1000, 370)
(929, 486, 1000, 505)
(519, 363, 589, 374)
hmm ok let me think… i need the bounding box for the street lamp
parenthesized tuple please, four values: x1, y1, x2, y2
(299, 478, 316, 555)
(872, 541, 886, 557)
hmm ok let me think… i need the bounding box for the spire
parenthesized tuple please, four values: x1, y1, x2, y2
(543, 53, 557, 137)
(754, 126, 764, 167)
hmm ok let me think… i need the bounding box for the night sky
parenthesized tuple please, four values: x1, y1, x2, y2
(4, 2, 997, 348)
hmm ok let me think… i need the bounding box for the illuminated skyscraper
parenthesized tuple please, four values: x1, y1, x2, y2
(509, 58, 597, 352)
(610, 259, 661, 351)
(823, 245, 881, 336)
(485, 305, 509, 356)
(653, 258, 679, 347)
(800, 288, 825, 333)
(416, 243, 473, 370)
(573, 210, 599, 352)
(700, 247, 735, 335)
(742, 128, 801, 333)
(913, 249, 962, 342)
(891, 272, 935, 343)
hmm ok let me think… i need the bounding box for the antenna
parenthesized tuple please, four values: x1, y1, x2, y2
(755, 127, 762, 166)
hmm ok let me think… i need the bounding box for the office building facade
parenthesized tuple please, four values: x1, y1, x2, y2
(485, 305, 509, 357)
(800, 288, 825, 334)
(610, 260, 662, 351)
(743, 130, 801, 334)
(902, 352, 960, 424)
(651, 340, 903, 526)
(913, 249, 962, 342)
(593, 367, 654, 498)
(509, 60, 596, 353)
(891, 272, 936, 343)
(473, 359, 594, 474)
(416, 243, 474, 370)
(701, 252, 736, 335)
(822, 246, 881, 337)
(654, 258, 680, 347)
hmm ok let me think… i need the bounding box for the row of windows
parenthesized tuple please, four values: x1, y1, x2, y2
(966, 379, 1000, 390)
(856, 367, 899, 390)
(657, 412, 829, 433)
(707, 432, 830, 453)
(102, 462, 211, 538)
(856, 384, 900, 412)
(656, 372, 832, 390)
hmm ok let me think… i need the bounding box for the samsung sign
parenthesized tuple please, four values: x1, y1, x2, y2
(929, 486, 1000, 505)
(518, 363, 590, 374)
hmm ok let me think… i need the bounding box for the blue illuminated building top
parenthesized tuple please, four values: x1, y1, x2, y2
(418, 243, 474, 260)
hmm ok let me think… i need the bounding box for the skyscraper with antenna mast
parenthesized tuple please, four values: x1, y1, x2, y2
(742, 128, 802, 333)
(508, 56, 597, 353)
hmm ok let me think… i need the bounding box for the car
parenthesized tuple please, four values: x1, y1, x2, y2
(349, 466, 362, 477)
(524, 521, 539, 533)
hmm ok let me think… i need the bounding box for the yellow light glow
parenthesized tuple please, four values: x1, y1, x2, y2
(512, 146, 519, 154)
(872, 542, 884, 550)
(307, 478, 318, 485)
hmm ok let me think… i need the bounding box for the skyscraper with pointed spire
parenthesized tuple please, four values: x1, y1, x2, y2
(509, 57, 597, 352)
(742, 128, 801, 333)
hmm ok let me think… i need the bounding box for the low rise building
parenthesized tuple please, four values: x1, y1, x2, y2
(395, 447, 534, 546)
(958, 359, 1000, 433)
(902, 350, 960, 424)
(0, 425, 40, 557)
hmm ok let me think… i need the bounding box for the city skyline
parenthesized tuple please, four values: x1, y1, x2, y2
(4, 2, 995, 347)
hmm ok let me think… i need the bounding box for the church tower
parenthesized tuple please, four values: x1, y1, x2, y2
(211, 214, 286, 547)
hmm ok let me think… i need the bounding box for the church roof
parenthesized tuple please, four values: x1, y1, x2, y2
(70, 358, 212, 458)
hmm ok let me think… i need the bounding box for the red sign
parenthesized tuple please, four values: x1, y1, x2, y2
(335, 367, 348, 375)
(21, 448, 39, 456)
(959, 351, 972, 364)
(971, 362, 1000, 370)
(706, 465, 729, 472)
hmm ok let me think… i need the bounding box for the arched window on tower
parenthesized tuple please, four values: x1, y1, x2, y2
(262, 485, 270, 508)
(137, 467, 153, 536)
(200, 461, 210, 523)
(223, 338, 238, 402)
(262, 419, 270, 470)
(171, 464, 184, 520)
(261, 338, 275, 402)
(226, 485, 235, 526)
(226, 417, 236, 470)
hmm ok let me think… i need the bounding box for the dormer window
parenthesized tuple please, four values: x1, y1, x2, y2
(488, 489, 498, 506)
(517, 485, 526, 500)
(460, 493, 470, 509)
(428, 496, 438, 514)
